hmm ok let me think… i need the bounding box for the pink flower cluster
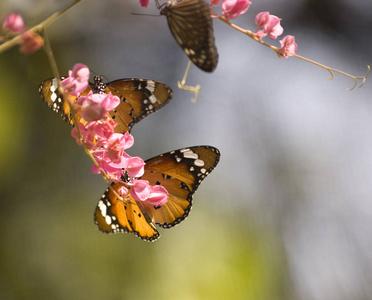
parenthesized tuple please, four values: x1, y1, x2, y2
(2, 13, 25, 34)
(63, 63, 169, 206)
(211, 1, 297, 58)
(1, 13, 43, 55)
(254, 11, 297, 58)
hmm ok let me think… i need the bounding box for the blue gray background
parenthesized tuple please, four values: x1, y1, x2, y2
(0, 0, 371, 299)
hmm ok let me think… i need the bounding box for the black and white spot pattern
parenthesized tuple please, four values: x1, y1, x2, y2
(167, 146, 220, 189)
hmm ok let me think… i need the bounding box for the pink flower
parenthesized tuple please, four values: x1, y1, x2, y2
(139, 0, 150, 8)
(61, 63, 90, 96)
(125, 156, 145, 178)
(129, 181, 168, 206)
(3, 13, 25, 34)
(265, 16, 283, 40)
(130, 180, 150, 201)
(222, 0, 251, 20)
(105, 133, 132, 164)
(255, 11, 270, 28)
(77, 91, 120, 121)
(71, 122, 95, 149)
(91, 156, 123, 182)
(120, 131, 134, 150)
(19, 31, 43, 55)
(86, 119, 116, 145)
(255, 11, 284, 40)
(278, 35, 298, 58)
(95, 149, 127, 168)
(77, 92, 105, 121)
(100, 92, 120, 112)
(146, 185, 169, 206)
(82, 103, 107, 122)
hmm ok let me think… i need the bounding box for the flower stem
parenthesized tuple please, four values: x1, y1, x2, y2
(40, 28, 83, 142)
(214, 13, 369, 90)
(0, 0, 82, 54)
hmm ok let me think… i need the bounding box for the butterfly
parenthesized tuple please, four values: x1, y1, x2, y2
(39, 76, 173, 133)
(158, 0, 219, 73)
(94, 145, 220, 241)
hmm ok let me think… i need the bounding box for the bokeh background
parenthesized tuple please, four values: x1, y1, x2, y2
(1, 0, 372, 299)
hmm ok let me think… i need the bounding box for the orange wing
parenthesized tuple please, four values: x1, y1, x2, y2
(38, 77, 79, 124)
(39, 77, 173, 133)
(107, 79, 172, 126)
(140, 146, 220, 228)
(94, 182, 160, 242)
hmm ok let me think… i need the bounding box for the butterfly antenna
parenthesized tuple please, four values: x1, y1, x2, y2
(130, 12, 160, 17)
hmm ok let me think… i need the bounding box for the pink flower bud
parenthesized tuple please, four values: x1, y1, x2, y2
(3, 13, 25, 34)
(278, 35, 298, 58)
(210, 0, 221, 5)
(118, 186, 128, 197)
(19, 31, 43, 55)
(139, 0, 150, 8)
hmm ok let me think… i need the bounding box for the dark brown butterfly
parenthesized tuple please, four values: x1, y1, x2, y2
(159, 0, 219, 72)
(94, 145, 220, 241)
(39, 76, 173, 133)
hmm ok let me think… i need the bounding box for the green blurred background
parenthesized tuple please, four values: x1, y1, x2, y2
(1, 0, 372, 299)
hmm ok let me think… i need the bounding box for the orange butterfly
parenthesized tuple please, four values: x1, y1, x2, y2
(39, 76, 173, 133)
(94, 145, 220, 241)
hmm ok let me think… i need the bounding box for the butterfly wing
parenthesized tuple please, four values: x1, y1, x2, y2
(161, 0, 218, 72)
(94, 182, 160, 242)
(38, 77, 80, 124)
(106, 79, 173, 133)
(39, 77, 173, 133)
(94, 146, 220, 241)
(140, 146, 220, 228)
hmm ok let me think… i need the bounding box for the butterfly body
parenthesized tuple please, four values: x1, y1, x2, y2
(39, 77, 173, 133)
(159, 0, 218, 72)
(94, 146, 220, 241)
